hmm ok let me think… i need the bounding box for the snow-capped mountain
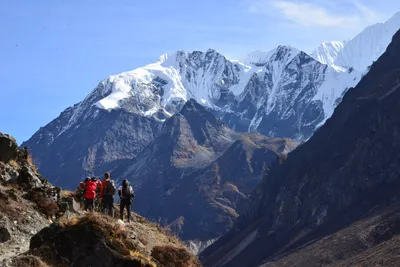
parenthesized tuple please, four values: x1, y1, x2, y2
(312, 12, 400, 71)
(23, 12, 399, 189)
(44, 45, 359, 142)
(221, 46, 361, 138)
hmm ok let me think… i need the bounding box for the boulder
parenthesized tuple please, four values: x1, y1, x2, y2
(0, 165, 19, 184)
(18, 165, 42, 190)
(71, 198, 81, 212)
(0, 215, 11, 243)
(0, 133, 18, 163)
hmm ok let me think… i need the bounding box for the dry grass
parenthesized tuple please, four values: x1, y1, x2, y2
(60, 190, 74, 198)
(0, 187, 29, 221)
(17, 206, 202, 267)
(30, 246, 69, 267)
(26, 154, 38, 173)
(151, 245, 202, 267)
(58, 214, 79, 227)
(10, 255, 51, 267)
(129, 251, 157, 267)
(27, 190, 60, 218)
(8, 160, 19, 168)
(57, 213, 159, 266)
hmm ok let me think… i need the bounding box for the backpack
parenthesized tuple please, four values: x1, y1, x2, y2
(104, 180, 116, 195)
(121, 185, 133, 200)
(84, 180, 97, 198)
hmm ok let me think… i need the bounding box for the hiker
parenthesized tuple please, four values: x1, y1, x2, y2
(80, 177, 97, 212)
(118, 179, 134, 222)
(91, 176, 103, 211)
(100, 172, 116, 217)
(76, 178, 87, 203)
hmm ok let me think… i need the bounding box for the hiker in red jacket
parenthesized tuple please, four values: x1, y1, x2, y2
(80, 177, 101, 212)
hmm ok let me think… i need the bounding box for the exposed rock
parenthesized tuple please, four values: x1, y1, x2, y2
(0, 164, 19, 184)
(0, 133, 18, 163)
(18, 165, 43, 190)
(0, 215, 11, 243)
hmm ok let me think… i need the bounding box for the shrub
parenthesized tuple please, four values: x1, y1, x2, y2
(26, 189, 60, 218)
(39, 202, 60, 218)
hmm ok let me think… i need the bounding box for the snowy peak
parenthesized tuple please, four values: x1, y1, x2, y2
(268, 45, 301, 64)
(311, 41, 345, 66)
(242, 45, 300, 66)
(334, 12, 400, 71)
(312, 12, 400, 71)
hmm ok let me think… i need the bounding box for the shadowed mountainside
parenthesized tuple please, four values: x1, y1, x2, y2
(200, 29, 400, 267)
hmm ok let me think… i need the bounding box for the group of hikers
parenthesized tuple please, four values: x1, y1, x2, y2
(78, 172, 135, 222)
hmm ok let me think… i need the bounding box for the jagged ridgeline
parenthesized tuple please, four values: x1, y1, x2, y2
(0, 133, 201, 267)
(200, 29, 400, 267)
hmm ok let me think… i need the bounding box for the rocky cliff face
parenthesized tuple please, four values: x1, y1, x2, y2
(113, 100, 296, 241)
(200, 29, 400, 267)
(0, 133, 58, 264)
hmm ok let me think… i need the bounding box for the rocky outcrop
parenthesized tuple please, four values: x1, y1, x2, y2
(28, 213, 201, 267)
(0, 133, 67, 263)
(0, 215, 11, 243)
(0, 134, 18, 163)
(200, 29, 400, 267)
(18, 166, 44, 190)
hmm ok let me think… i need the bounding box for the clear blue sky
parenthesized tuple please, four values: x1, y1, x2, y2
(1, 0, 399, 143)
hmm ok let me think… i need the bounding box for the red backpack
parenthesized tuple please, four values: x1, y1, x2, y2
(84, 180, 97, 199)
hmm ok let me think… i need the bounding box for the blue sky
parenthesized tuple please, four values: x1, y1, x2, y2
(1, 0, 399, 143)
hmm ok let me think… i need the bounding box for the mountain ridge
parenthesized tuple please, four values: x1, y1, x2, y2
(200, 28, 400, 267)
(112, 99, 296, 241)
